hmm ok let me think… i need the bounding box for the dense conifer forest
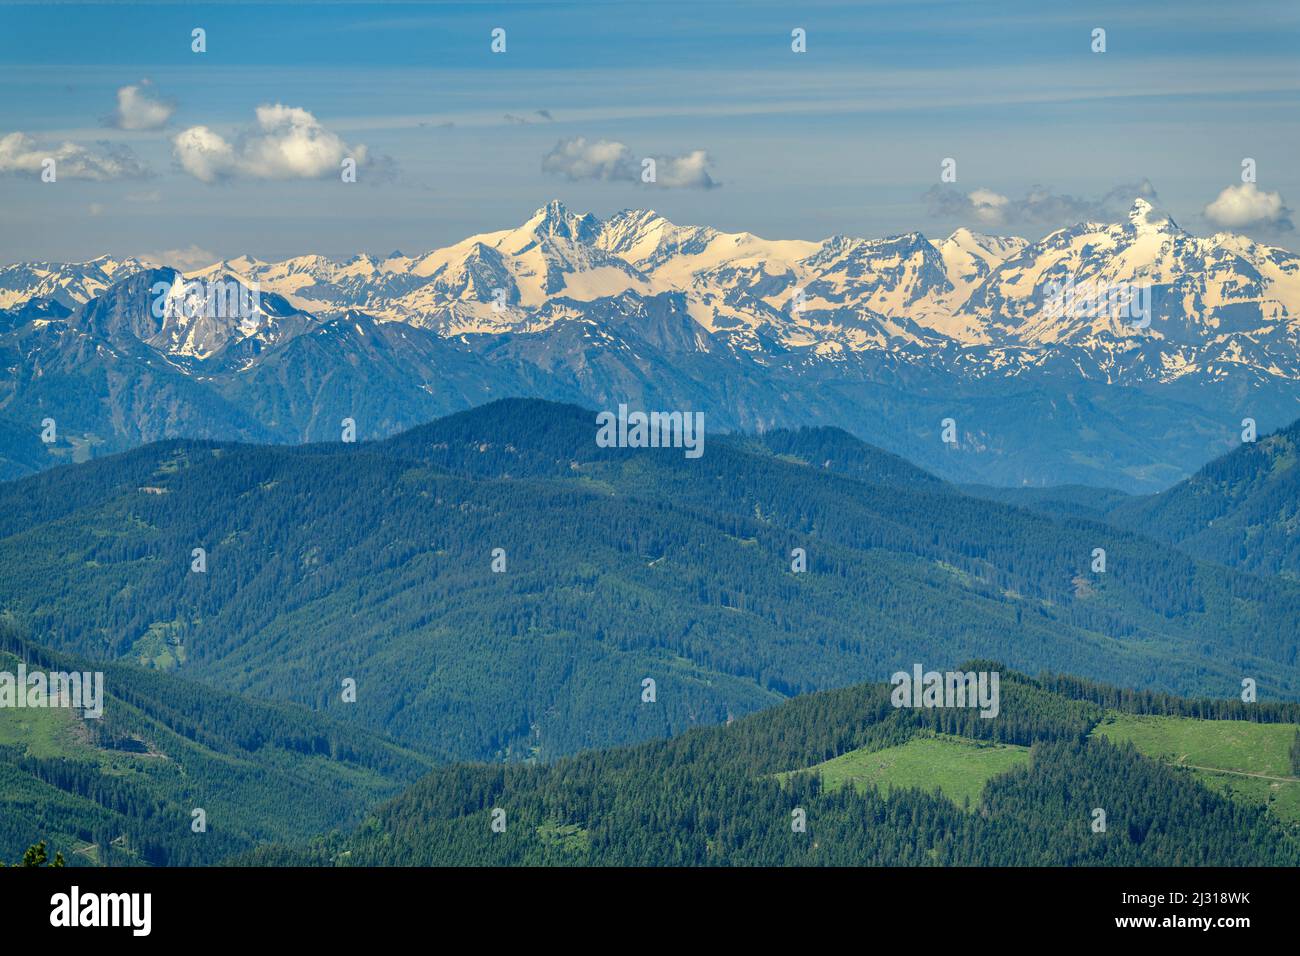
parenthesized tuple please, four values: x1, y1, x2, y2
(240, 669, 1300, 866)
(2, 400, 1298, 867)
(0, 400, 1296, 765)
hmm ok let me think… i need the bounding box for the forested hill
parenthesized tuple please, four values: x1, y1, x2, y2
(1107, 415, 1300, 579)
(965, 414, 1300, 581)
(238, 668, 1300, 867)
(380, 398, 944, 489)
(0, 399, 1296, 765)
(0, 622, 430, 866)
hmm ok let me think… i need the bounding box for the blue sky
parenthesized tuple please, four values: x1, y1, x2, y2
(1, 0, 1297, 264)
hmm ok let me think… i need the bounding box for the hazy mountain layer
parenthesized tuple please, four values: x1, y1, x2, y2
(2, 201, 1298, 491)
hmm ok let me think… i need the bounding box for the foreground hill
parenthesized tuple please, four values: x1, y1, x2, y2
(239, 669, 1300, 866)
(0, 400, 1296, 764)
(1106, 416, 1300, 579)
(0, 623, 429, 866)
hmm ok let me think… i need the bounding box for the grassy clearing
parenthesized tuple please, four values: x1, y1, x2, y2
(1091, 713, 1300, 825)
(789, 733, 1030, 810)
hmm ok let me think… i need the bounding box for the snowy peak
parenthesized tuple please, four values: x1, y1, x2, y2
(936, 228, 1030, 318)
(513, 199, 601, 247)
(58, 267, 319, 362)
(1127, 197, 1179, 234)
(595, 208, 712, 268)
(941, 227, 1028, 262)
(0, 256, 151, 310)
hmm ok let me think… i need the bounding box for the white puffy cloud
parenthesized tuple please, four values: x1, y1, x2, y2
(543, 137, 632, 181)
(172, 125, 239, 183)
(111, 80, 174, 131)
(0, 131, 149, 180)
(654, 150, 717, 189)
(967, 188, 1010, 225)
(541, 137, 720, 189)
(172, 104, 370, 182)
(137, 245, 220, 271)
(925, 181, 1159, 229)
(1203, 183, 1293, 231)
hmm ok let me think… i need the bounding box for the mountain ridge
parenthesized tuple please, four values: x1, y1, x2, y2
(3, 200, 1298, 491)
(10, 197, 1298, 365)
(1, 398, 1297, 766)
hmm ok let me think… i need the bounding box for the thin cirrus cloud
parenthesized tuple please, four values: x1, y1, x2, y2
(923, 181, 1159, 229)
(109, 80, 175, 131)
(541, 136, 720, 189)
(1203, 183, 1293, 232)
(503, 110, 555, 125)
(172, 104, 374, 183)
(0, 131, 150, 180)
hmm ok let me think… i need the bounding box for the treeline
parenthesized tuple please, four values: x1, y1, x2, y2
(3, 841, 65, 867)
(1039, 671, 1300, 724)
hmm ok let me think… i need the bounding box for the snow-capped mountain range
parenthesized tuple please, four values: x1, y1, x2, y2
(7, 197, 1300, 382)
(1, 198, 1298, 491)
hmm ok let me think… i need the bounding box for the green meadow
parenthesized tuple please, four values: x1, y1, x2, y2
(1091, 713, 1300, 825)
(792, 733, 1030, 809)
